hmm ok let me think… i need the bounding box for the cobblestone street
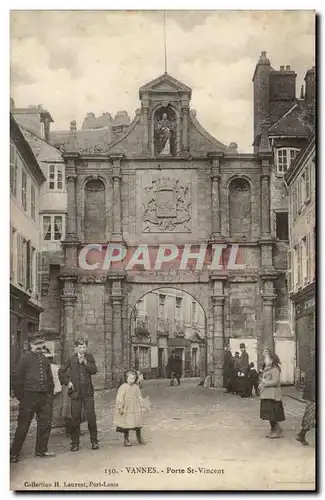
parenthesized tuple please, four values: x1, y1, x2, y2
(10, 379, 315, 491)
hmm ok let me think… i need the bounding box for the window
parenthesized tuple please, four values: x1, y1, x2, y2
(292, 186, 297, 219)
(48, 165, 64, 191)
(17, 234, 27, 288)
(158, 294, 165, 318)
(276, 148, 300, 175)
(176, 297, 182, 308)
(192, 301, 197, 323)
(295, 245, 301, 289)
(10, 142, 18, 197)
(302, 237, 307, 285)
(30, 247, 36, 293)
(10, 226, 16, 281)
(306, 233, 311, 283)
(138, 346, 150, 369)
(31, 185, 36, 221)
(21, 170, 27, 211)
(275, 212, 289, 240)
(287, 249, 293, 293)
(305, 164, 311, 202)
(42, 214, 65, 241)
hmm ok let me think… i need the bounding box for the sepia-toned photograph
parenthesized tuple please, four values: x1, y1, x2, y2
(9, 9, 316, 491)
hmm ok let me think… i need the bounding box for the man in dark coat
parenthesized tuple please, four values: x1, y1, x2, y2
(58, 337, 99, 452)
(10, 337, 55, 463)
(223, 344, 233, 392)
(297, 352, 316, 446)
(238, 343, 250, 397)
(173, 355, 182, 385)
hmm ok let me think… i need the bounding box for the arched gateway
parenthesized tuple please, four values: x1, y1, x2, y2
(60, 73, 278, 389)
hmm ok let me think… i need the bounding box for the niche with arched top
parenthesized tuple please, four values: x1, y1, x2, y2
(153, 105, 177, 156)
(84, 178, 106, 241)
(229, 178, 252, 238)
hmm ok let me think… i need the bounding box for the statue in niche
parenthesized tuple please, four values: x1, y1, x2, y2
(154, 106, 176, 156)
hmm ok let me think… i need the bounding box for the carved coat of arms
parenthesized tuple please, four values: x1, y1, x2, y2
(142, 177, 191, 232)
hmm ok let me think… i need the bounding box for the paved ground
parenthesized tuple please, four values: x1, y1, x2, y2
(10, 379, 316, 491)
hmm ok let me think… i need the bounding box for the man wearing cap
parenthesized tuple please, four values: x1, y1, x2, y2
(10, 337, 55, 463)
(58, 337, 99, 452)
(238, 343, 250, 397)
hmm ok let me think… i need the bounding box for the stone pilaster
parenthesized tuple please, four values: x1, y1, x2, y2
(260, 274, 277, 358)
(260, 160, 271, 239)
(108, 274, 125, 386)
(181, 104, 189, 151)
(110, 156, 123, 242)
(62, 153, 79, 270)
(142, 97, 149, 153)
(210, 157, 221, 239)
(211, 277, 226, 386)
(60, 275, 77, 364)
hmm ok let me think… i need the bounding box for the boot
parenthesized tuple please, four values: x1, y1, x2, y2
(136, 429, 146, 445)
(296, 429, 309, 446)
(270, 424, 283, 439)
(124, 432, 132, 447)
(70, 443, 80, 452)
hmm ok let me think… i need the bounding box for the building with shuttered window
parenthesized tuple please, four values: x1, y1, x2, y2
(285, 132, 315, 386)
(10, 113, 45, 368)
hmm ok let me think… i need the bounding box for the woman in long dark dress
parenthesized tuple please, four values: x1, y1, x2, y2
(259, 350, 285, 438)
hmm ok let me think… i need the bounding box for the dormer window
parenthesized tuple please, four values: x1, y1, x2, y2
(275, 148, 300, 175)
(48, 164, 64, 191)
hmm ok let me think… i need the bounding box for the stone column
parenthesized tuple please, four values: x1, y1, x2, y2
(211, 278, 226, 387)
(142, 99, 149, 153)
(60, 276, 77, 364)
(109, 276, 124, 386)
(212, 297, 225, 386)
(62, 153, 79, 270)
(210, 158, 221, 239)
(181, 105, 189, 152)
(261, 276, 276, 356)
(260, 160, 271, 239)
(111, 156, 123, 242)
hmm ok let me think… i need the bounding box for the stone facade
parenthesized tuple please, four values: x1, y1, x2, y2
(55, 71, 291, 390)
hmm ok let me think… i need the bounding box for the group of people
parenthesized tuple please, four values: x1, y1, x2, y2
(10, 336, 150, 463)
(223, 344, 316, 443)
(10, 335, 316, 463)
(223, 343, 259, 398)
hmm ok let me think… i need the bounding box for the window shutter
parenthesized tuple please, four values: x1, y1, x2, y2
(306, 233, 311, 283)
(287, 249, 292, 293)
(292, 186, 297, 219)
(306, 164, 311, 200)
(26, 240, 31, 290)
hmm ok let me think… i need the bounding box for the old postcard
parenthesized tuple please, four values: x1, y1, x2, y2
(9, 9, 316, 491)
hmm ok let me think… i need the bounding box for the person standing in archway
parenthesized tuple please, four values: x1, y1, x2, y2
(173, 354, 182, 386)
(223, 344, 234, 393)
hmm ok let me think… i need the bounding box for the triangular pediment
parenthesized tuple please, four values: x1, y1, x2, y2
(139, 73, 192, 98)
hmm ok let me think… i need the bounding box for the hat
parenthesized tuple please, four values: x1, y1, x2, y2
(29, 336, 46, 346)
(239, 343, 246, 349)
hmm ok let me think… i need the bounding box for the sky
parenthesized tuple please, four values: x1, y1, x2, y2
(10, 10, 315, 152)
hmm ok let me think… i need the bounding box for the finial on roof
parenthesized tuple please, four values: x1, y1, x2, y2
(228, 142, 238, 152)
(70, 120, 77, 133)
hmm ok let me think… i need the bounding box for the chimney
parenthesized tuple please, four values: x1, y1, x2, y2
(252, 51, 272, 148)
(305, 66, 315, 104)
(10, 98, 15, 110)
(300, 85, 305, 99)
(269, 64, 297, 102)
(70, 120, 77, 134)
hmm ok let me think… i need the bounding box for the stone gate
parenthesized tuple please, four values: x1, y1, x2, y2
(59, 73, 279, 389)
